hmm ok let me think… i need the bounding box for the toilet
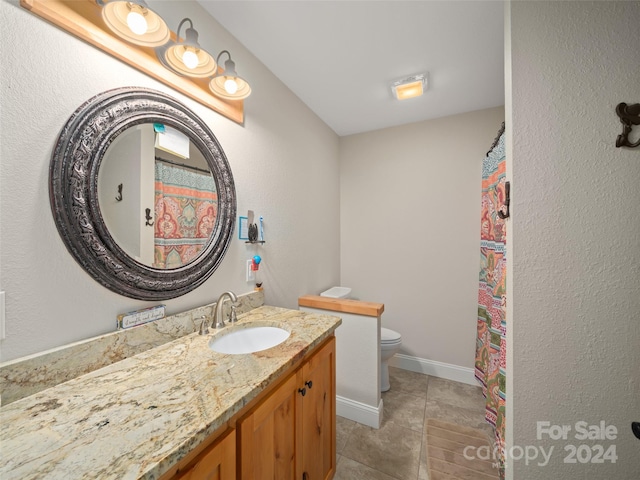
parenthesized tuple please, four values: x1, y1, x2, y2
(319, 286, 402, 392)
(380, 327, 402, 392)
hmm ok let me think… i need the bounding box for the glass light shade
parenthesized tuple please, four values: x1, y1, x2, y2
(163, 44, 217, 78)
(391, 73, 428, 100)
(102, 1, 170, 47)
(209, 75, 251, 100)
(394, 81, 424, 100)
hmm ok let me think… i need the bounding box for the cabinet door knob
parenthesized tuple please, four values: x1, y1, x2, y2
(303, 472, 309, 480)
(305, 380, 313, 389)
(298, 387, 306, 397)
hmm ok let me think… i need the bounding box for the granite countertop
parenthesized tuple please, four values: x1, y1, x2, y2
(0, 306, 341, 480)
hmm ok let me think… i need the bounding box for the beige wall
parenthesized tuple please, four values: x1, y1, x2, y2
(339, 107, 505, 369)
(0, 1, 340, 361)
(507, 1, 640, 478)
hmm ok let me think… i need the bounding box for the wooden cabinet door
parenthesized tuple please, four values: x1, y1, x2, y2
(174, 429, 235, 480)
(299, 337, 336, 480)
(239, 372, 301, 480)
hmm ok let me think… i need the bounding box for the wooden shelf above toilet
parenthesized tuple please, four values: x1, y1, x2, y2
(298, 295, 384, 317)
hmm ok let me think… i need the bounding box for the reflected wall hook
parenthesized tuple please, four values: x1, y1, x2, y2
(498, 181, 510, 219)
(115, 183, 123, 201)
(145, 208, 154, 226)
(615, 102, 640, 148)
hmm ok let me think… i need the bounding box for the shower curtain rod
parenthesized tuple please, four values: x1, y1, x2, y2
(155, 156, 210, 175)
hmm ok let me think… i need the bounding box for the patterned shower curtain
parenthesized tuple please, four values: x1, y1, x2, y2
(475, 123, 507, 477)
(153, 162, 217, 268)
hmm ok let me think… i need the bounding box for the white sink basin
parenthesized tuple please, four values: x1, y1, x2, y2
(208, 326, 290, 354)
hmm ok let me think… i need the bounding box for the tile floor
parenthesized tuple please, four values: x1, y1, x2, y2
(334, 366, 494, 480)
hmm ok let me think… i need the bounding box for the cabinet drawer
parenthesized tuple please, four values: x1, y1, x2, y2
(174, 428, 236, 480)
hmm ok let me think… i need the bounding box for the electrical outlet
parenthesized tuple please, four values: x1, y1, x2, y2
(246, 260, 255, 282)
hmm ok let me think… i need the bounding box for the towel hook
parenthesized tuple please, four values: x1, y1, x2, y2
(145, 208, 154, 226)
(115, 183, 123, 202)
(497, 181, 510, 219)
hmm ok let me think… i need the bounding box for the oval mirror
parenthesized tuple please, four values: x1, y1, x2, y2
(50, 87, 236, 300)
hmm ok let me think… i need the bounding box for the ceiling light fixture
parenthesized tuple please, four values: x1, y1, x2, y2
(100, 0, 170, 47)
(209, 51, 252, 100)
(391, 73, 428, 100)
(158, 18, 217, 78)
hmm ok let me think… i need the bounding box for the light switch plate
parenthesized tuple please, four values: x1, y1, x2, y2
(0, 291, 5, 340)
(246, 260, 255, 282)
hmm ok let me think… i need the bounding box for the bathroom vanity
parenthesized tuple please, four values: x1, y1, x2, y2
(0, 306, 340, 480)
(168, 335, 336, 480)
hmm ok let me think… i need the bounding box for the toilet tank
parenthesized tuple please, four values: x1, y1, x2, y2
(320, 286, 352, 299)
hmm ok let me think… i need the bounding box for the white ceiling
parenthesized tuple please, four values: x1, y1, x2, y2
(199, 1, 505, 136)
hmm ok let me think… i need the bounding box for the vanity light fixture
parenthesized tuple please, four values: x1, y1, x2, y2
(99, 0, 170, 47)
(98, 1, 250, 101)
(158, 18, 217, 78)
(209, 51, 252, 100)
(22, 0, 246, 121)
(391, 73, 428, 100)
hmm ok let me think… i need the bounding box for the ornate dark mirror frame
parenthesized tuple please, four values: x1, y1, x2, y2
(50, 87, 236, 300)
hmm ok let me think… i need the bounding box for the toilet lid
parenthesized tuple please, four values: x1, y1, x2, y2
(381, 327, 401, 344)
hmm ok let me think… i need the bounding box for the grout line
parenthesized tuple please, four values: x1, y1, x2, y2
(337, 370, 491, 480)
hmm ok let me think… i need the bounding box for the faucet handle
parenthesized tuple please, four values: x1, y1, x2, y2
(229, 305, 238, 324)
(198, 315, 209, 335)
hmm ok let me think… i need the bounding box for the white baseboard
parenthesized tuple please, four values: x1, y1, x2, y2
(336, 396, 383, 429)
(388, 354, 477, 386)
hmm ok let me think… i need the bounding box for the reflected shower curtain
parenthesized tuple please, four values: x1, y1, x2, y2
(476, 123, 506, 477)
(154, 163, 217, 268)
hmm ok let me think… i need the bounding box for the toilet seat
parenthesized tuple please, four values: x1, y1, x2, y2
(381, 327, 401, 345)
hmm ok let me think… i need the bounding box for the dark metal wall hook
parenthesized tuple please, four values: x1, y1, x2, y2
(498, 181, 510, 219)
(115, 183, 123, 201)
(145, 208, 154, 226)
(615, 103, 640, 148)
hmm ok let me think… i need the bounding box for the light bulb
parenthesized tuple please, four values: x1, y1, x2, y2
(224, 78, 238, 95)
(126, 9, 147, 35)
(182, 49, 198, 69)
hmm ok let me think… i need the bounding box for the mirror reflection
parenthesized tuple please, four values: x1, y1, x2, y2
(98, 123, 217, 269)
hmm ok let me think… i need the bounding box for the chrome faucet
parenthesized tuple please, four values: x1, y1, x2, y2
(212, 291, 238, 329)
